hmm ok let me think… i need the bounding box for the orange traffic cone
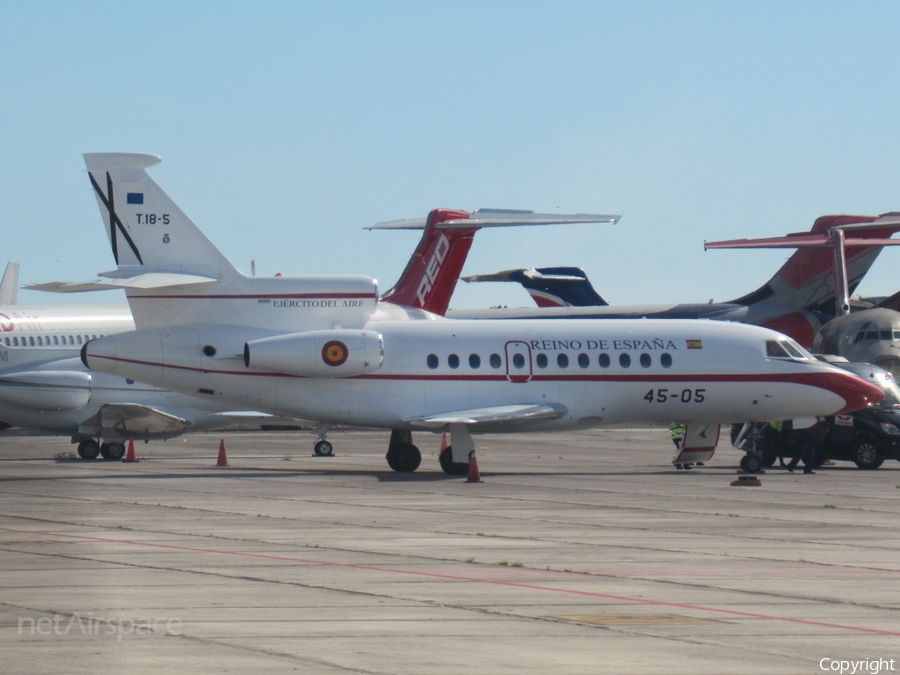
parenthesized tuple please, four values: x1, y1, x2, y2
(122, 437, 138, 463)
(216, 439, 229, 467)
(465, 449, 483, 483)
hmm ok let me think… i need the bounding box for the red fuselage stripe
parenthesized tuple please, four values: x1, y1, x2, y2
(129, 293, 377, 300)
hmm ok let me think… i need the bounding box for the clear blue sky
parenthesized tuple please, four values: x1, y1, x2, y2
(3, 1, 900, 309)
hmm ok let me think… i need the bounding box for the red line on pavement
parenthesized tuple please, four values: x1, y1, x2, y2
(2, 526, 897, 637)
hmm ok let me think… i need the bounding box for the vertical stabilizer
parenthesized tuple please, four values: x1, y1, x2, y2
(83, 153, 241, 280)
(375, 209, 620, 315)
(462, 266, 609, 308)
(0, 261, 19, 305)
(380, 209, 475, 315)
(82, 153, 378, 332)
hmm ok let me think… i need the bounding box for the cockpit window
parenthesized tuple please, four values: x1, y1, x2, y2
(782, 339, 812, 359)
(766, 339, 813, 360)
(766, 341, 790, 358)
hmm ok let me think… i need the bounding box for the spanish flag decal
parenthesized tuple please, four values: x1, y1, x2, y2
(322, 340, 349, 366)
(686, 339, 703, 349)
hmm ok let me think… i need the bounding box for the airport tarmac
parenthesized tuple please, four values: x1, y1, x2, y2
(0, 428, 898, 674)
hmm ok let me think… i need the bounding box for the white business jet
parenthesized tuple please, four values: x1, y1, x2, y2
(73, 153, 883, 474)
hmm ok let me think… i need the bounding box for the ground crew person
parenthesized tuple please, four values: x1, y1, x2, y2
(670, 423, 690, 470)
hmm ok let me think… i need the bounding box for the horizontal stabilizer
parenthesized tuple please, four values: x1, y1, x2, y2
(706, 213, 900, 250)
(27, 272, 218, 293)
(406, 403, 565, 429)
(368, 208, 620, 230)
(462, 268, 587, 283)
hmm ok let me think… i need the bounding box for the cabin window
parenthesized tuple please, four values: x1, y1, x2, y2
(599, 353, 610, 368)
(76, 335, 82, 345)
(536, 353, 548, 368)
(468, 353, 481, 369)
(490, 353, 502, 369)
(512, 353, 525, 369)
(426, 354, 439, 369)
(37, 336, 43, 346)
(29, 337, 35, 346)
(577, 353, 590, 368)
(660, 353, 672, 368)
(53, 336, 59, 346)
(68, 335, 74, 344)
(45, 336, 50, 344)
(91, 335, 97, 340)
(3, 338, 8, 346)
(13, 337, 19, 346)
(448, 354, 460, 369)
(619, 353, 631, 368)
(557, 353, 569, 368)
(640, 353, 651, 368)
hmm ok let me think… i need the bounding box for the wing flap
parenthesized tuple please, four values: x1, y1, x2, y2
(78, 403, 192, 438)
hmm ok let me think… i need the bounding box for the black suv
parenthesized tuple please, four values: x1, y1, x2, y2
(734, 362, 900, 471)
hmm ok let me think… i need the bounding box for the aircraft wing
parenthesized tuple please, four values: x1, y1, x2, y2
(406, 404, 565, 429)
(78, 403, 192, 438)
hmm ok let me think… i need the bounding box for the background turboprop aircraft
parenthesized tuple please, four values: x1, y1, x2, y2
(376, 213, 900, 349)
(74, 153, 883, 475)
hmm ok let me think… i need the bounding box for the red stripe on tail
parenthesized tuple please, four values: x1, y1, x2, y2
(381, 209, 476, 315)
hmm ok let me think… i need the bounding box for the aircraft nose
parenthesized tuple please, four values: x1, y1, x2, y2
(827, 369, 885, 414)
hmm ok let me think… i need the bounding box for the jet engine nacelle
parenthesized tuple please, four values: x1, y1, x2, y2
(244, 329, 384, 378)
(0, 371, 92, 411)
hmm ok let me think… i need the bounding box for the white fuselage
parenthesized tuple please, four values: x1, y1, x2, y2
(0, 304, 247, 439)
(85, 312, 877, 432)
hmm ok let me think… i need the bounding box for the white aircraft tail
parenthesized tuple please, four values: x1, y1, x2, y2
(0, 261, 19, 305)
(80, 153, 378, 331)
(83, 153, 240, 280)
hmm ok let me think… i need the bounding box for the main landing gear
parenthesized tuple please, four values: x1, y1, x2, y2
(75, 438, 125, 460)
(76, 439, 100, 459)
(439, 445, 469, 475)
(386, 430, 421, 472)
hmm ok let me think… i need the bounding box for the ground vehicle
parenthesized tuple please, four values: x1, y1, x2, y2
(734, 362, 900, 470)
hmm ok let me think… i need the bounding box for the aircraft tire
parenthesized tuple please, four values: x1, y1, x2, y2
(386, 443, 421, 472)
(77, 439, 101, 460)
(314, 440, 334, 456)
(439, 446, 469, 475)
(743, 454, 762, 473)
(852, 437, 883, 469)
(105, 442, 126, 460)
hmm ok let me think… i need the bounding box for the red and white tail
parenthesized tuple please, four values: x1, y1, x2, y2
(709, 213, 900, 346)
(375, 209, 621, 315)
(380, 209, 476, 315)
